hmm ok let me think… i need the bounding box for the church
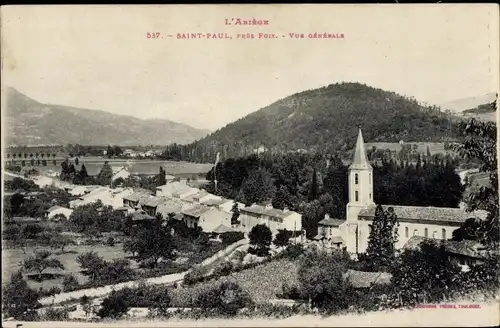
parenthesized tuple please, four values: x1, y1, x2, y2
(335, 129, 488, 254)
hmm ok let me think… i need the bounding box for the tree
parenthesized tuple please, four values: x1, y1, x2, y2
(75, 157, 79, 166)
(97, 161, 113, 186)
(273, 229, 291, 247)
(297, 249, 356, 314)
(62, 274, 80, 292)
(22, 223, 44, 239)
(391, 239, 461, 306)
(308, 167, 319, 201)
(80, 295, 93, 318)
(77, 251, 107, 282)
(195, 280, 253, 316)
(10, 192, 25, 214)
(158, 166, 166, 186)
(230, 201, 240, 225)
(240, 167, 276, 205)
(451, 118, 498, 246)
(2, 271, 40, 319)
(248, 224, 272, 256)
(22, 250, 65, 280)
(50, 233, 74, 253)
(129, 215, 177, 267)
(272, 185, 293, 210)
(364, 205, 399, 271)
(98, 290, 129, 319)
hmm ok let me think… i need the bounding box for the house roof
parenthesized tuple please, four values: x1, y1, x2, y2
(358, 204, 488, 224)
(212, 224, 236, 234)
(240, 204, 298, 219)
(192, 190, 210, 199)
(201, 198, 233, 206)
(182, 204, 212, 217)
(47, 205, 67, 212)
(318, 217, 345, 227)
(132, 211, 156, 221)
(157, 199, 184, 214)
(142, 196, 165, 207)
(123, 190, 153, 202)
(343, 270, 392, 289)
(403, 236, 499, 260)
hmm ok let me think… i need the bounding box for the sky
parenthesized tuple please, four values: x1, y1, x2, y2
(2, 4, 498, 131)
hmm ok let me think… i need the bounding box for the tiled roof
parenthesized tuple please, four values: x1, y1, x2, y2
(358, 204, 488, 224)
(343, 270, 392, 289)
(157, 199, 184, 214)
(142, 197, 165, 207)
(318, 217, 345, 227)
(47, 205, 66, 212)
(212, 224, 236, 234)
(240, 204, 298, 219)
(403, 236, 499, 260)
(182, 204, 212, 217)
(201, 198, 232, 206)
(132, 211, 156, 221)
(124, 191, 153, 202)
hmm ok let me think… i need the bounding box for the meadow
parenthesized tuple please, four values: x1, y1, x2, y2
(5, 158, 213, 177)
(2, 243, 134, 290)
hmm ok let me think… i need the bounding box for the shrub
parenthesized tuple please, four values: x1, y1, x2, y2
(2, 271, 40, 320)
(41, 307, 69, 321)
(183, 266, 207, 286)
(106, 236, 115, 246)
(212, 261, 234, 278)
(62, 274, 80, 292)
(273, 229, 291, 247)
(279, 244, 304, 260)
(195, 280, 253, 316)
(97, 290, 130, 319)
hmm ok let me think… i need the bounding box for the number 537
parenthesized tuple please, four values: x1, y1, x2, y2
(146, 32, 160, 38)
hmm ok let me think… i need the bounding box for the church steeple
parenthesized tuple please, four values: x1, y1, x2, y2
(350, 129, 371, 169)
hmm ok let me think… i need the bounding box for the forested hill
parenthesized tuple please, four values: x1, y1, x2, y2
(192, 83, 457, 157)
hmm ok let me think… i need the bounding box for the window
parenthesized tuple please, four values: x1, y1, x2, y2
(433, 231, 437, 238)
(355, 191, 359, 202)
(413, 229, 419, 236)
(442, 228, 446, 239)
(369, 193, 372, 200)
(355, 173, 359, 185)
(369, 173, 371, 183)
(424, 228, 428, 238)
(405, 227, 409, 238)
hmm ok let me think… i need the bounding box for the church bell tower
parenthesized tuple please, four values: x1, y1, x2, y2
(343, 129, 374, 253)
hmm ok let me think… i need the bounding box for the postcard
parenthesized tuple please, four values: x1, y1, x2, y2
(1, 4, 499, 327)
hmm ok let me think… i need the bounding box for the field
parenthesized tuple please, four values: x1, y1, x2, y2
(365, 142, 450, 155)
(169, 259, 299, 306)
(5, 158, 213, 177)
(2, 243, 134, 290)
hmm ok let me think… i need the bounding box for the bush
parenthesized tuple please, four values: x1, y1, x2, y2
(2, 271, 40, 320)
(279, 244, 304, 260)
(106, 236, 115, 246)
(195, 280, 253, 316)
(212, 261, 234, 278)
(98, 290, 130, 319)
(62, 274, 80, 292)
(22, 223, 44, 239)
(273, 229, 291, 247)
(183, 266, 208, 286)
(41, 307, 69, 321)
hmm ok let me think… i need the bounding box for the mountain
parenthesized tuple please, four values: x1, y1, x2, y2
(439, 93, 497, 113)
(193, 82, 458, 155)
(3, 87, 210, 146)
(439, 93, 497, 123)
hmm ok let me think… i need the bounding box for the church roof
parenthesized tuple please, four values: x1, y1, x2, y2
(358, 204, 488, 224)
(350, 129, 372, 170)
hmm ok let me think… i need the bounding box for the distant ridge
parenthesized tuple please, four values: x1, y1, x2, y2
(3, 87, 210, 147)
(439, 93, 497, 113)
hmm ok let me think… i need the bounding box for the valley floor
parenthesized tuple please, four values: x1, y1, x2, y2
(3, 299, 498, 327)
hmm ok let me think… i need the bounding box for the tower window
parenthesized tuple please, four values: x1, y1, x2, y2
(369, 173, 371, 183)
(442, 228, 446, 239)
(355, 173, 359, 185)
(355, 191, 359, 202)
(369, 193, 372, 200)
(413, 229, 418, 236)
(405, 226, 409, 237)
(424, 228, 428, 238)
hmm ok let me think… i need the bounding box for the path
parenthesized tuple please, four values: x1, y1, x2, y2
(39, 239, 249, 306)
